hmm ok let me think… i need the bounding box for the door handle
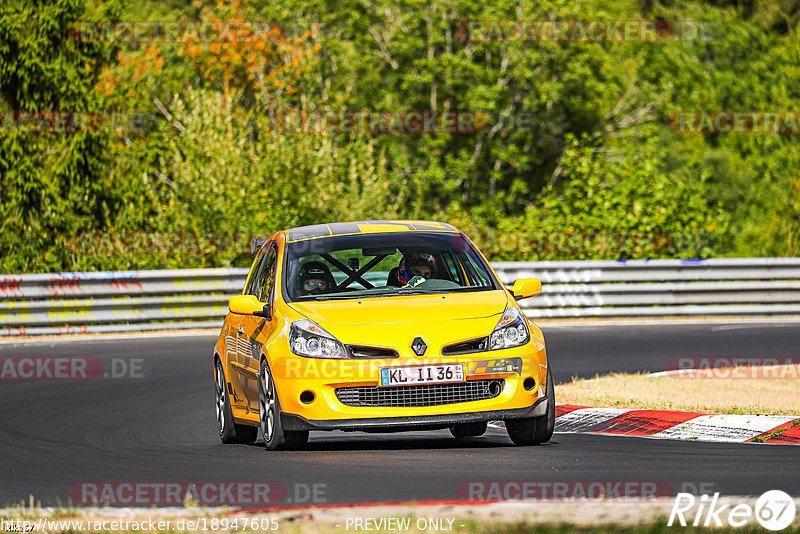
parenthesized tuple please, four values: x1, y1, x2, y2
(237, 327, 244, 335)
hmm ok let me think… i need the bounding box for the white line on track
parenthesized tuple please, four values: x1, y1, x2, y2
(0, 330, 219, 345)
(538, 317, 800, 327)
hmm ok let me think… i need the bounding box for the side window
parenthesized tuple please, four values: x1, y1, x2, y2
(255, 247, 278, 302)
(244, 245, 268, 296)
(457, 252, 491, 286)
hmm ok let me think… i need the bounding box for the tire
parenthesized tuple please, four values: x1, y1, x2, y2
(215, 359, 258, 444)
(259, 359, 309, 451)
(506, 369, 556, 446)
(449, 421, 488, 438)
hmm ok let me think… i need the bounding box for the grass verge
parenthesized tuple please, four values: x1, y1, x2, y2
(556, 365, 800, 415)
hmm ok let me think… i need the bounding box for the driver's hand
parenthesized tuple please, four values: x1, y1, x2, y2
(401, 276, 426, 288)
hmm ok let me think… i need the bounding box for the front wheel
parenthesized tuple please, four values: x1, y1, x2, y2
(215, 359, 257, 444)
(506, 369, 556, 446)
(258, 359, 308, 451)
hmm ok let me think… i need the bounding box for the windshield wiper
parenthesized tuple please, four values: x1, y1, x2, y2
(310, 286, 490, 301)
(313, 290, 435, 300)
(313, 293, 395, 301)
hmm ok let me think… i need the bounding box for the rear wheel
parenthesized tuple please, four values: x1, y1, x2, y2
(259, 359, 308, 450)
(506, 369, 555, 446)
(449, 421, 488, 438)
(215, 359, 257, 444)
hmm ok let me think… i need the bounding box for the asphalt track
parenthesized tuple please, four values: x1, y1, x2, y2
(0, 321, 798, 507)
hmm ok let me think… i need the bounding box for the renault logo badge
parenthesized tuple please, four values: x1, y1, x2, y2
(411, 336, 428, 356)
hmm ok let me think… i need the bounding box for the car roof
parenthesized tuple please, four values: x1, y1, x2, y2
(283, 220, 459, 243)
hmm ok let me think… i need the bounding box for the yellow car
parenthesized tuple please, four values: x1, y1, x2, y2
(213, 220, 553, 450)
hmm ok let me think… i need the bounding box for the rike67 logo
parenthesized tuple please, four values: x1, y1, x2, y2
(669, 490, 796, 531)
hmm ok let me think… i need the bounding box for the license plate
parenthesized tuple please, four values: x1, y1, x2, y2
(379, 363, 464, 387)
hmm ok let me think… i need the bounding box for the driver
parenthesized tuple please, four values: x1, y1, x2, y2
(296, 261, 336, 296)
(388, 252, 436, 286)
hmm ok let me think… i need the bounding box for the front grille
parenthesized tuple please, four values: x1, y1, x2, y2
(442, 337, 488, 355)
(335, 379, 504, 408)
(346, 345, 399, 359)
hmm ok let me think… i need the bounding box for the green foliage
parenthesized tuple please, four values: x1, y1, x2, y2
(1, 0, 799, 273)
(69, 84, 400, 269)
(0, 0, 122, 272)
(488, 132, 729, 260)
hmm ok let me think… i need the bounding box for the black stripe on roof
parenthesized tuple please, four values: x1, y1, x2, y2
(286, 220, 457, 241)
(286, 224, 332, 241)
(327, 222, 363, 235)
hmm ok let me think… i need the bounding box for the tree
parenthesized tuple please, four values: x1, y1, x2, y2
(0, 0, 121, 272)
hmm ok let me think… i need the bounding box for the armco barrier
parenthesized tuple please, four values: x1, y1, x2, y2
(494, 258, 800, 318)
(1, 258, 799, 335)
(0, 269, 247, 336)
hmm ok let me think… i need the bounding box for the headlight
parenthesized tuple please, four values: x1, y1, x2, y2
(289, 319, 348, 359)
(489, 307, 530, 350)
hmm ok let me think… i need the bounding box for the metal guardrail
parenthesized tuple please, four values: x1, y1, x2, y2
(1, 258, 799, 335)
(0, 269, 246, 336)
(494, 258, 800, 318)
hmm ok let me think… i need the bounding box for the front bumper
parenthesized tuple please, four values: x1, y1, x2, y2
(268, 341, 549, 427)
(281, 395, 549, 432)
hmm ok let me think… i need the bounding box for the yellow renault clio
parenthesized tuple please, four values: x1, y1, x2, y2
(213, 220, 553, 450)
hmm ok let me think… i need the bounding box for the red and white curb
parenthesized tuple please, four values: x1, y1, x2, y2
(553, 405, 800, 444)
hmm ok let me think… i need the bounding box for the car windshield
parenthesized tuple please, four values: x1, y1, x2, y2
(284, 232, 498, 301)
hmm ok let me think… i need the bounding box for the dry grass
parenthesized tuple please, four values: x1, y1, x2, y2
(556, 365, 800, 415)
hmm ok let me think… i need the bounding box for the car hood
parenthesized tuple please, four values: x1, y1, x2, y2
(287, 290, 510, 354)
(288, 289, 509, 326)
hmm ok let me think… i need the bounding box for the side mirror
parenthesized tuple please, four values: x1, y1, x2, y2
(228, 295, 272, 319)
(508, 278, 542, 300)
